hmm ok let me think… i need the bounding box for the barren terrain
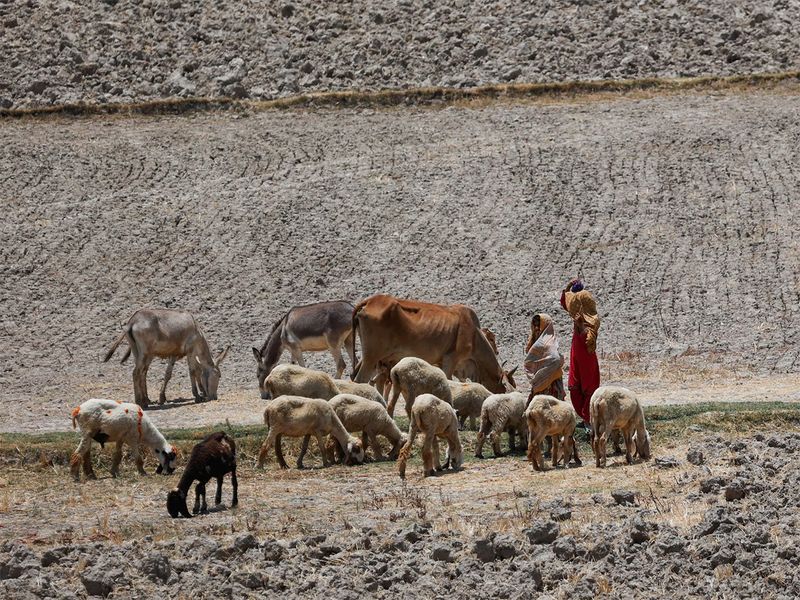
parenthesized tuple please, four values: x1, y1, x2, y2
(1, 0, 797, 110)
(3, 86, 800, 432)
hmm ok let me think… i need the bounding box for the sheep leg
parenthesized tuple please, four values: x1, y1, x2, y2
(215, 476, 223, 505)
(387, 384, 401, 417)
(257, 429, 277, 469)
(133, 443, 147, 475)
(230, 468, 239, 507)
(196, 482, 208, 514)
(623, 430, 634, 465)
(469, 416, 476, 431)
(543, 435, 553, 459)
(596, 431, 607, 468)
(421, 433, 435, 477)
(110, 441, 124, 478)
(489, 417, 507, 457)
(368, 432, 385, 461)
(192, 483, 202, 514)
(508, 428, 517, 452)
(433, 437, 443, 471)
(315, 433, 330, 467)
(296, 435, 311, 469)
(528, 434, 545, 471)
(159, 357, 176, 405)
(551, 435, 559, 468)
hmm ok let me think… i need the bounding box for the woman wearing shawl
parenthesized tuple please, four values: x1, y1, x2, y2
(560, 279, 601, 425)
(523, 313, 565, 404)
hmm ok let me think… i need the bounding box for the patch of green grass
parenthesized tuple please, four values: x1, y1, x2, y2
(2, 402, 798, 468)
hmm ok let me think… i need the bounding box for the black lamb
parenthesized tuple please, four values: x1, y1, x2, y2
(167, 431, 238, 518)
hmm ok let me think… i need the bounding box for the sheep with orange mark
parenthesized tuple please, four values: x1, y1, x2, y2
(70, 398, 177, 482)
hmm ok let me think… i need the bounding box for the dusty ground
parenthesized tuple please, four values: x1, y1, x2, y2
(1, 0, 797, 109)
(2, 86, 800, 432)
(2, 429, 800, 598)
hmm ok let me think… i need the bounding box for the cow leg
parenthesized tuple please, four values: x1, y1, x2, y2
(159, 357, 176, 405)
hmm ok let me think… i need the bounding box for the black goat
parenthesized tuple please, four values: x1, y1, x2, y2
(167, 431, 238, 518)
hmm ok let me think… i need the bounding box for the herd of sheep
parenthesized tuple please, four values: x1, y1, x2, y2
(69, 300, 652, 518)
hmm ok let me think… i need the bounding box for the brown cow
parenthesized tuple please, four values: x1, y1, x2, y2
(351, 295, 516, 393)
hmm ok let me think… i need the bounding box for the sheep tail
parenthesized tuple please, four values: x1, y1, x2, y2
(103, 328, 129, 363)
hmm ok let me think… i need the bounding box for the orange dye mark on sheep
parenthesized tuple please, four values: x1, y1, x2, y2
(106, 410, 112, 414)
(125, 409, 129, 413)
(71, 407, 80, 419)
(137, 408, 144, 439)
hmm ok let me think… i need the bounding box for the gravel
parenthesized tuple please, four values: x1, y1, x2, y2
(1, 0, 799, 109)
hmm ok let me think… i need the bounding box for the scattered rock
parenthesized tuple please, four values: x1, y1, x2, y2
(700, 476, 728, 494)
(524, 520, 559, 544)
(139, 553, 170, 583)
(611, 490, 637, 506)
(655, 456, 680, 469)
(431, 544, 454, 562)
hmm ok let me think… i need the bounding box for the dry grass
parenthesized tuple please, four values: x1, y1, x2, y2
(1, 402, 798, 547)
(1, 70, 799, 120)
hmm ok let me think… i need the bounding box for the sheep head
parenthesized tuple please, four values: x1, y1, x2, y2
(445, 443, 464, 471)
(344, 437, 365, 465)
(635, 430, 652, 460)
(155, 447, 178, 475)
(167, 489, 193, 518)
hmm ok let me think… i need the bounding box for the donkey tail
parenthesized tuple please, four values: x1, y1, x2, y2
(103, 328, 129, 363)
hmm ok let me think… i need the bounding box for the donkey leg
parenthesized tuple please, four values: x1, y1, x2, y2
(159, 357, 176, 405)
(329, 344, 346, 379)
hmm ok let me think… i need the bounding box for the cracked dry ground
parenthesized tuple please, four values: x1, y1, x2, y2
(2, 87, 800, 432)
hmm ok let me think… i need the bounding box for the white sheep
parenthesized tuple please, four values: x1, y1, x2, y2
(397, 394, 463, 479)
(263, 364, 339, 400)
(328, 394, 407, 461)
(70, 398, 177, 481)
(475, 392, 527, 458)
(257, 395, 365, 469)
(525, 394, 581, 471)
(589, 386, 651, 468)
(333, 379, 387, 407)
(387, 357, 453, 418)
(448, 381, 491, 430)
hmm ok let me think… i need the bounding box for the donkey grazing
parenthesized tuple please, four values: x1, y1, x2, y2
(104, 308, 229, 407)
(252, 301, 356, 399)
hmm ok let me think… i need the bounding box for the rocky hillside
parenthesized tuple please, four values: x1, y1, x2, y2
(1, 0, 797, 109)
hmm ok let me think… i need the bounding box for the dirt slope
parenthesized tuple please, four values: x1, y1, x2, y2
(1, 0, 798, 108)
(2, 88, 800, 431)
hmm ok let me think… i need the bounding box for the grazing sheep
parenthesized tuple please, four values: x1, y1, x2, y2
(387, 357, 453, 418)
(333, 379, 387, 407)
(257, 395, 365, 469)
(589, 386, 651, 468)
(328, 394, 407, 461)
(525, 394, 581, 471)
(70, 398, 177, 481)
(474, 392, 527, 458)
(448, 381, 492, 430)
(167, 432, 238, 518)
(263, 364, 340, 400)
(397, 394, 463, 479)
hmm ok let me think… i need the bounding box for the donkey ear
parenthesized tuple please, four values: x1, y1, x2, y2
(215, 345, 230, 366)
(252, 347, 261, 361)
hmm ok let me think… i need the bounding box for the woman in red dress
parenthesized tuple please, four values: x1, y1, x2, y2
(560, 279, 600, 426)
